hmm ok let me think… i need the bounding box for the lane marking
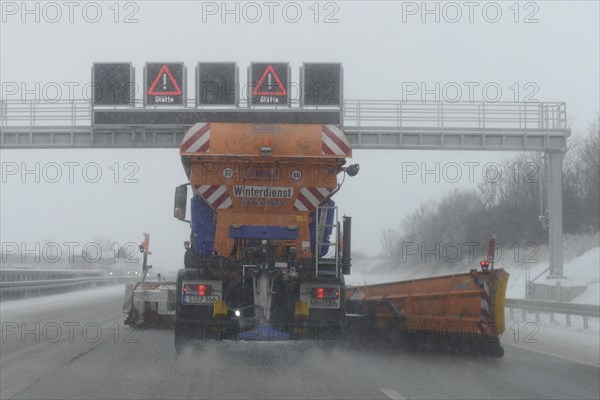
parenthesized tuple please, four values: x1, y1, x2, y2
(380, 388, 406, 400)
(504, 342, 600, 368)
(1, 378, 41, 400)
(0, 314, 122, 399)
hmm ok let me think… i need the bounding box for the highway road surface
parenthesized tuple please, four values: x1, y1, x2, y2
(1, 287, 599, 400)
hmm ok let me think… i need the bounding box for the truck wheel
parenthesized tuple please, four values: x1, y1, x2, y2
(174, 322, 191, 353)
(175, 269, 189, 353)
(488, 343, 505, 358)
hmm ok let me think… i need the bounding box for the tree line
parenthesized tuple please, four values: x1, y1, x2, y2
(381, 116, 600, 265)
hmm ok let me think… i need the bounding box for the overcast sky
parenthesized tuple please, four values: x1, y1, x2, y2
(1, 1, 599, 272)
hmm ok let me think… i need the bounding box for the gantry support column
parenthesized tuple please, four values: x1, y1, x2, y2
(548, 151, 564, 278)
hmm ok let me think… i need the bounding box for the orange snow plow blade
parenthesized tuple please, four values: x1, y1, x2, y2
(346, 268, 509, 356)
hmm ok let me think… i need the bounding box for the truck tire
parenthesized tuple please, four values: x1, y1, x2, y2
(174, 322, 185, 353)
(174, 269, 189, 353)
(488, 343, 505, 358)
(175, 321, 196, 354)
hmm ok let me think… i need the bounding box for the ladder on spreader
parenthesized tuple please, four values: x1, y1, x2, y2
(315, 204, 340, 279)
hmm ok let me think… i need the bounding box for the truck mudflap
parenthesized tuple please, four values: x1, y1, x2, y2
(123, 281, 176, 328)
(345, 268, 509, 357)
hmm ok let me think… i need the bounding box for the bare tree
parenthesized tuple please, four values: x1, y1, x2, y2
(380, 228, 400, 258)
(395, 115, 599, 267)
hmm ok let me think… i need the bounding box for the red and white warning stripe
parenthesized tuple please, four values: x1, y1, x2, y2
(197, 185, 232, 209)
(180, 123, 210, 153)
(487, 233, 496, 263)
(478, 280, 490, 334)
(294, 187, 331, 211)
(322, 125, 351, 157)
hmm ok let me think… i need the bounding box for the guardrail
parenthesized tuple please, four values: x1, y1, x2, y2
(0, 268, 104, 282)
(0, 269, 138, 301)
(505, 298, 600, 329)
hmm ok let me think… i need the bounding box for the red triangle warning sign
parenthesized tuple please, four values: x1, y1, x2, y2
(148, 65, 182, 96)
(252, 65, 287, 96)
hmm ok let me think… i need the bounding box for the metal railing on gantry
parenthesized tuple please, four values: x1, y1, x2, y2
(343, 100, 568, 151)
(0, 99, 569, 151)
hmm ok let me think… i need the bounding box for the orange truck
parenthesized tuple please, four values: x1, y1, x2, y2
(172, 122, 356, 349)
(166, 122, 508, 356)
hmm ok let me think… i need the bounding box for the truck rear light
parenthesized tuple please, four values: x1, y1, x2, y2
(183, 284, 212, 296)
(198, 284, 210, 296)
(311, 287, 339, 299)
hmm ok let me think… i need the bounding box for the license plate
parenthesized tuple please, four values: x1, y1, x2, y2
(182, 295, 218, 304)
(310, 299, 339, 308)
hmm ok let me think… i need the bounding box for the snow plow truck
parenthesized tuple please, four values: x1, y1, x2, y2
(124, 121, 509, 356)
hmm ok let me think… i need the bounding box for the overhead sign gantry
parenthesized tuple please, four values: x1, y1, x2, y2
(0, 61, 570, 279)
(90, 61, 342, 125)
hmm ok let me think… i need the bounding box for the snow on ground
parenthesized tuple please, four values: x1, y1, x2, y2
(347, 246, 600, 306)
(505, 312, 600, 367)
(505, 247, 600, 303)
